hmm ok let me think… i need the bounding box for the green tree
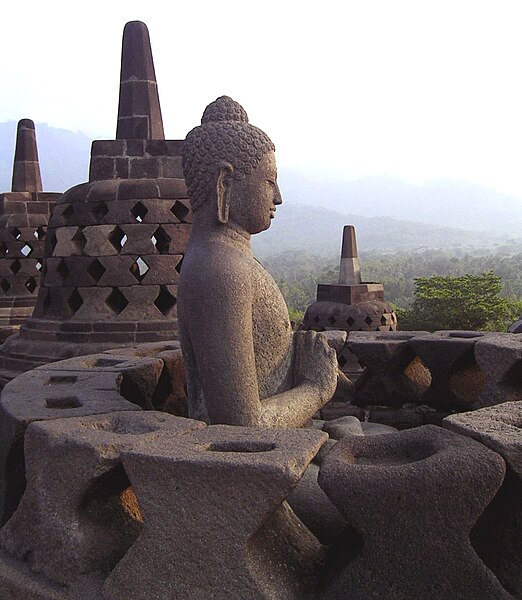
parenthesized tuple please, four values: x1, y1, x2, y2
(400, 271, 515, 332)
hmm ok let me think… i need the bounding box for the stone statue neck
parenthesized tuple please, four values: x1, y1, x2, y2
(190, 206, 252, 253)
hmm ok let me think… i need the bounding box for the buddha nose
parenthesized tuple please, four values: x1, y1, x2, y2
(274, 183, 283, 205)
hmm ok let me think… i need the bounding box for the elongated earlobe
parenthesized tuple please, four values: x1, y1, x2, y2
(216, 163, 233, 224)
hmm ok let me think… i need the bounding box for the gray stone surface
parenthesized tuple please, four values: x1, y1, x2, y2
(444, 403, 522, 597)
(444, 401, 522, 478)
(317, 425, 511, 599)
(408, 331, 490, 410)
(323, 415, 364, 439)
(11, 119, 42, 193)
(473, 334, 522, 408)
(179, 97, 337, 427)
(0, 412, 204, 586)
(103, 425, 327, 600)
(347, 331, 431, 407)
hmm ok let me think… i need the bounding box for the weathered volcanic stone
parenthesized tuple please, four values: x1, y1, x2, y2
(11, 119, 42, 193)
(473, 334, 522, 408)
(0, 120, 59, 333)
(0, 365, 139, 524)
(116, 21, 164, 140)
(0, 22, 191, 382)
(317, 425, 510, 600)
(104, 425, 327, 600)
(444, 401, 522, 478)
(303, 226, 397, 333)
(179, 96, 337, 427)
(0, 412, 204, 586)
(347, 331, 431, 407)
(444, 403, 522, 597)
(104, 340, 187, 414)
(408, 331, 490, 410)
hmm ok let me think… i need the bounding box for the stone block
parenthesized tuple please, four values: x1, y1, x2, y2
(318, 425, 510, 599)
(473, 334, 522, 408)
(104, 425, 327, 600)
(0, 367, 138, 524)
(0, 412, 204, 586)
(408, 332, 490, 410)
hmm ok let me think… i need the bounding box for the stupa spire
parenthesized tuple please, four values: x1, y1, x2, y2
(11, 119, 43, 193)
(116, 21, 165, 140)
(338, 225, 361, 285)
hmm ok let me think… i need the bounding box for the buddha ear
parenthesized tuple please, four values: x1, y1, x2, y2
(216, 162, 234, 224)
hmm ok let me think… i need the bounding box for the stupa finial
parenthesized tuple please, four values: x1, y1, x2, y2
(11, 119, 43, 193)
(116, 21, 165, 140)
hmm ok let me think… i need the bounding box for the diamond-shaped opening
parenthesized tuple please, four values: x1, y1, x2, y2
(62, 204, 74, 223)
(57, 259, 69, 280)
(346, 317, 355, 327)
(154, 286, 176, 316)
(131, 202, 148, 223)
(91, 202, 109, 224)
(47, 231, 57, 255)
(364, 316, 373, 326)
(171, 201, 189, 222)
(36, 261, 43, 271)
(87, 258, 106, 283)
(109, 226, 127, 251)
(11, 228, 21, 240)
(380, 315, 388, 325)
(105, 287, 129, 315)
(0, 242, 7, 255)
(33, 227, 46, 240)
(151, 226, 170, 254)
(1, 279, 11, 293)
(21, 243, 33, 257)
(42, 289, 52, 314)
(175, 256, 184, 274)
(328, 316, 337, 326)
(68, 289, 84, 315)
(9, 260, 21, 275)
(25, 277, 37, 294)
(130, 257, 150, 282)
(71, 229, 87, 253)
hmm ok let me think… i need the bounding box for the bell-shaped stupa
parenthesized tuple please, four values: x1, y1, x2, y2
(0, 120, 60, 339)
(303, 225, 397, 332)
(0, 22, 192, 383)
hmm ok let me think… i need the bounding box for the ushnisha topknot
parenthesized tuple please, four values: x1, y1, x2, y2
(201, 95, 249, 124)
(182, 96, 275, 212)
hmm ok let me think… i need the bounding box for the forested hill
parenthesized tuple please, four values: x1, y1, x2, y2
(251, 203, 513, 260)
(280, 170, 522, 237)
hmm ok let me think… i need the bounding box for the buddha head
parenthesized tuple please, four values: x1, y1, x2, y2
(182, 96, 282, 234)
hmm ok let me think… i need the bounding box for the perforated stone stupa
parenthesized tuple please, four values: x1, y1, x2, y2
(0, 120, 59, 338)
(0, 22, 191, 382)
(303, 225, 397, 332)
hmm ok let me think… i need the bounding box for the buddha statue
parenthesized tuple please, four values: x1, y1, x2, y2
(179, 96, 337, 427)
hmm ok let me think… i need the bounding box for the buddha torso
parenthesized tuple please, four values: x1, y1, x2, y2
(178, 234, 294, 423)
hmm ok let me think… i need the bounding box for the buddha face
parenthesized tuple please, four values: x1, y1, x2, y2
(226, 152, 282, 234)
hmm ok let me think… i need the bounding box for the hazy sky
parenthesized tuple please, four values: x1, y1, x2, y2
(3, 0, 522, 197)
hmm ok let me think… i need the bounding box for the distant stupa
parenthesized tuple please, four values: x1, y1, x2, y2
(303, 225, 397, 333)
(0, 120, 60, 339)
